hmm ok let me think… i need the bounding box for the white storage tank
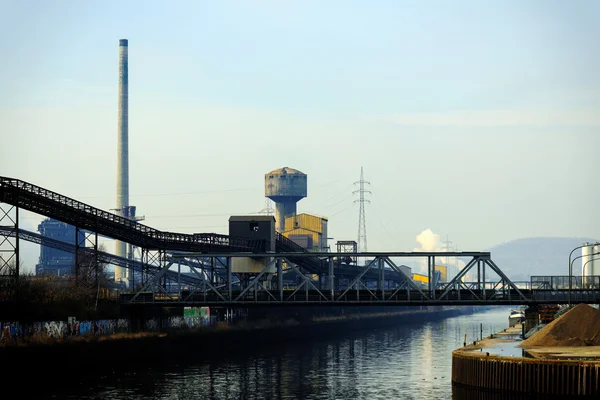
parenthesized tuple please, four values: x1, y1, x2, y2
(581, 243, 600, 277)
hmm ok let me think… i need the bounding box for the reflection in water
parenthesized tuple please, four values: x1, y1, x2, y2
(43, 307, 518, 399)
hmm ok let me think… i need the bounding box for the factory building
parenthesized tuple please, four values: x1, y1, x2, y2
(36, 218, 83, 276)
(282, 213, 329, 252)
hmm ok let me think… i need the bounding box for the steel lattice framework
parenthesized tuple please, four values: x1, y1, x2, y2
(3, 176, 600, 308)
(0, 204, 19, 299)
(120, 252, 600, 307)
(0, 226, 229, 288)
(0, 177, 264, 253)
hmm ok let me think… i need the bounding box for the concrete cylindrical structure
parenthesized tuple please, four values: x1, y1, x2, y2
(582, 243, 600, 277)
(265, 167, 307, 232)
(115, 39, 129, 283)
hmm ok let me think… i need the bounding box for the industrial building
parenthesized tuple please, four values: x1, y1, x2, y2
(264, 167, 329, 252)
(282, 213, 329, 252)
(228, 216, 277, 275)
(36, 218, 83, 276)
(265, 167, 307, 232)
(412, 265, 448, 287)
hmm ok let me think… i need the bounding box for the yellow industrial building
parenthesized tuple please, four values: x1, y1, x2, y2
(412, 265, 448, 284)
(282, 213, 329, 252)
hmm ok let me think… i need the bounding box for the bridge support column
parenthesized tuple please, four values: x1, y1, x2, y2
(227, 257, 232, 302)
(74, 227, 100, 290)
(482, 259, 486, 299)
(431, 255, 436, 299)
(277, 258, 283, 301)
(329, 257, 334, 300)
(378, 258, 384, 300)
(427, 256, 431, 293)
(477, 259, 481, 291)
(524, 305, 539, 334)
(141, 248, 149, 285)
(0, 203, 19, 300)
(138, 249, 168, 297)
(210, 257, 215, 285)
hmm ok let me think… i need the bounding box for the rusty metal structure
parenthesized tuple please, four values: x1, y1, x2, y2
(452, 350, 600, 396)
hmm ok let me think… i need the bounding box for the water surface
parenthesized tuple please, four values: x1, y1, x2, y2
(45, 307, 513, 399)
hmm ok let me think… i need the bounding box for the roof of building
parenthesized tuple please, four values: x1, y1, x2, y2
(284, 212, 328, 221)
(229, 215, 276, 222)
(266, 167, 305, 176)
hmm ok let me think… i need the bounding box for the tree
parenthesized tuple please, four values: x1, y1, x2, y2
(73, 244, 110, 310)
(0, 257, 26, 301)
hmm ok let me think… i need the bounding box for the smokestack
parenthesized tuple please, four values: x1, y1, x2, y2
(115, 39, 129, 283)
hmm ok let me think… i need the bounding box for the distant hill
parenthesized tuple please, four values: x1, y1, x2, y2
(483, 237, 598, 281)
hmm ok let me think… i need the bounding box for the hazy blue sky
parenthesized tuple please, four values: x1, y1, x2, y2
(1, 1, 599, 271)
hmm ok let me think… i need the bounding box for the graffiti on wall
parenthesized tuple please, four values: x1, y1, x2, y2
(0, 319, 131, 342)
(1, 311, 216, 342)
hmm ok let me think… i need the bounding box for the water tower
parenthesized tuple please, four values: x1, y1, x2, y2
(265, 167, 307, 232)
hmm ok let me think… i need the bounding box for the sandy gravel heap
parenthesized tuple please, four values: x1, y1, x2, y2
(520, 304, 600, 348)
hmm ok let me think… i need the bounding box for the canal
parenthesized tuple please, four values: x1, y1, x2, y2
(44, 306, 513, 399)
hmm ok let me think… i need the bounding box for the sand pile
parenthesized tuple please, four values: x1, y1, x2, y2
(520, 304, 600, 348)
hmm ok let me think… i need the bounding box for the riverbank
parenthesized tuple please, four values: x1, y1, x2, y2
(1, 304, 477, 382)
(452, 305, 600, 397)
(2, 304, 482, 347)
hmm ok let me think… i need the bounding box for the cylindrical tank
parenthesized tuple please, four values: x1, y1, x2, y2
(582, 243, 600, 277)
(265, 167, 307, 232)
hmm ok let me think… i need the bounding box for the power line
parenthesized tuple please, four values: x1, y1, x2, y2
(76, 187, 256, 200)
(330, 203, 355, 217)
(147, 211, 262, 219)
(303, 183, 355, 209)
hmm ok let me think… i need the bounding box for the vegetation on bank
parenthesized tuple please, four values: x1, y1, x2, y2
(0, 256, 119, 321)
(0, 331, 164, 348)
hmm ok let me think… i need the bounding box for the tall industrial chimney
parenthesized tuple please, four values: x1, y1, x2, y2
(115, 39, 129, 283)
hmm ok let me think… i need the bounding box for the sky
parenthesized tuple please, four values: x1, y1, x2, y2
(1, 1, 599, 272)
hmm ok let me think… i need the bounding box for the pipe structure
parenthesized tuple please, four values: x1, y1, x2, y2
(115, 39, 129, 283)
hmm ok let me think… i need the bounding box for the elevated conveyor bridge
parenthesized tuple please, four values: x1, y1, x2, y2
(2, 177, 597, 308)
(0, 177, 264, 253)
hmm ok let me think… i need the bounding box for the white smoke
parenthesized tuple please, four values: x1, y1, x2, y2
(412, 228, 466, 280)
(413, 229, 442, 252)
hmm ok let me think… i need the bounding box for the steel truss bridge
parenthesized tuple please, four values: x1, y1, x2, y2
(2, 176, 599, 307)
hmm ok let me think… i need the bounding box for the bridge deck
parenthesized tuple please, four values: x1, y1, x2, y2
(120, 288, 600, 307)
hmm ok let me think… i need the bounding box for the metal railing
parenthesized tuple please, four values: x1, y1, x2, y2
(531, 275, 600, 290)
